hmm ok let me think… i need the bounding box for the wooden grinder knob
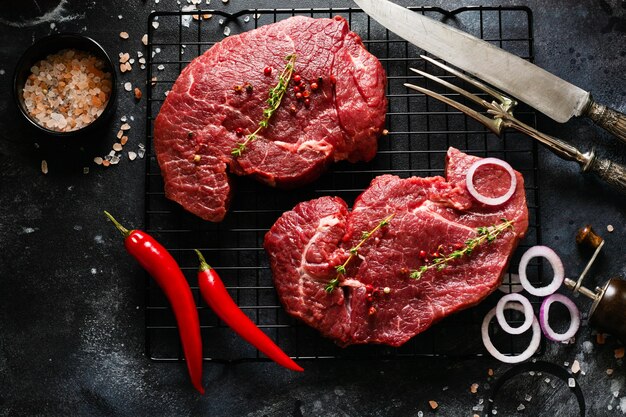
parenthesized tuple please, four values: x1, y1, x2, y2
(576, 225, 604, 249)
(590, 278, 626, 344)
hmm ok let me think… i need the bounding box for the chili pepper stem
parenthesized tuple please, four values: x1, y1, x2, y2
(103, 211, 131, 238)
(194, 249, 212, 272)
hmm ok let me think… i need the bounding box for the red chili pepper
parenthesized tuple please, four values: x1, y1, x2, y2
(194, 250, 303, 372)
(104, 212, 204, 394)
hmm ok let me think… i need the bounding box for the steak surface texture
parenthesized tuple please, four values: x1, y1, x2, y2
(264, 148, 529, 347)
(154, 16, 387, 222)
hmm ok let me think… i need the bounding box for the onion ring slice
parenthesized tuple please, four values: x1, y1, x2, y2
(496, 293, 534, 335)
(518, 245, 565, 296)
(465, 157, 517, 206)
(539, 294, 581, 342)
(482, 304, 541, 364)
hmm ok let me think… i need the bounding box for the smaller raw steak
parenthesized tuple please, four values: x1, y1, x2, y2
(264, 148, 529, 347)
(154, 16, 387, 222)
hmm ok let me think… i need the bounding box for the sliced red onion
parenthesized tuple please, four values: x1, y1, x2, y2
(496, 293, 534, 335)
(518, 245, 565, 297)
(465, 157, 517, 206)
(539, 293, 581, 342)
(482, 304, 541, 364)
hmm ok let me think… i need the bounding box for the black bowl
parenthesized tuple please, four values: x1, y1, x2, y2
(13, 34, 117, 138)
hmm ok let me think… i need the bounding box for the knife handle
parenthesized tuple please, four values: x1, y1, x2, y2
(582, 150, 626, 194)
(585, 99, 626, 145)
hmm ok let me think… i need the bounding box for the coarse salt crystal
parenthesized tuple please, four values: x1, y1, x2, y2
(121, 116, 127, 122)
(152, 21, 159, 29)
(517, 404, 525, 411)
(607, 224, 614, 232)
(120, 32, 129, 39)
(568, 378, 576, 387)
(157, 64, 165, 71)
(223, 26, 231, 36)
(110, 155, 121, 165)
(128, 151, 137, 160)
(137, 147, 146, 159)
(571, 360, 581, 374)
(113, 143, 123, 151)
(244, 15, 250, 23)
(94, 157, 103, 165)
(118, 15, 123, 19)
(41, 160, 48, 174)
(120, 123, 131, 131)
(121, 136, 129, 145)
(142, 34, 148, 46)
(83, 167, 89, 174)
(124, 82, 132, 91)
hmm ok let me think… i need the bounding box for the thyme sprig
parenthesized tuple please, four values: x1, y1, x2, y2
(231, 54, 297, 157)
(409, 218, 514, 281)
(325, 213, 395, 292)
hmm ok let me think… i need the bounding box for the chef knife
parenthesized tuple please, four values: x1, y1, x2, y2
(353, 0, 626, 144)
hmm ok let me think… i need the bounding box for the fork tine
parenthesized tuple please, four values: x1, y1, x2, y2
(404, 83, 502, 135)
(420, 55, 516, 110)
(409, 67, 488, 109)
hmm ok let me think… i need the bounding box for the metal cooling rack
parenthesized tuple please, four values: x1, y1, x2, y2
(145, 6, 543, 363)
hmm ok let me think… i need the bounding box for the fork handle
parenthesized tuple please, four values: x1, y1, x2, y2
(585, 99, 626, 145)
(582, 150, 626, 194)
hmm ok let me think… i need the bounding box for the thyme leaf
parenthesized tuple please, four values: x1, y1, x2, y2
(325, 213, 395, 292)
(409, 219, 514, 281)
(231, 54, 297, 157)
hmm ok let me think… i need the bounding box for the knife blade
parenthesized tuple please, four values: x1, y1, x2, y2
(354, 0, 626, 143)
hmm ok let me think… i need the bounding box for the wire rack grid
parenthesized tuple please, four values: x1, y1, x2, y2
(144, 6, 543, 364)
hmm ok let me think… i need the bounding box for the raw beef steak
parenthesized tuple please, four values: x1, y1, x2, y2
(264, 148, 529, 347)
(154, 16, 387, 222)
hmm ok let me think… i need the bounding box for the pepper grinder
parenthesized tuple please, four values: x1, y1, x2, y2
(564, 225, 626, 344)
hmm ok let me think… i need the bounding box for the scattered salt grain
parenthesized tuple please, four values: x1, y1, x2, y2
(140, 64, 146, 70)
(615, 347, 625, 359)
(124, 82, 132, 91)
(41, 160, 48, 174)
(120, 123, 131, 131)
(91, 268, 97, 275)
(83, 167, 89, 174)
(118, 15, 123, 19)
(568, 378, 576, 387)
(0, 69, 5, 75)
(607, 224, 614, 232)
(544, 377, 551, 384)
(119, 52, 130, 63)
(221, 0, 228, 3)
(134, 87, 142, 100)
(121, 136, 128, 145)
(470, 383, 479, 394)
(50, 22, 56, 29)
(128, 151, 137, 160)
(223, 26, 231, 36)
(120, 32, 129, 39)
(110, 155, 121, 165)
(244, 15, 250, 23)
(155, 47, 161, 54)
(113, 143, 123, 151)
(152, 21, 159, 29)
(142, 34, 148, 46)
(607, 369, 614, 376)
(94, 157, 103, 165)
(429, 400, 438, 410)
(525, 394, 532, 402)
(137, 146, 146, 159)
(139, 57, 146, 64)
(129, 58, 135, 64)
(571, 360, 581, 374)
(417, 411, 423, 417)
(157, 64, 165, 71)
(219, 18, 224, 25)
(517, 404, 525, 411)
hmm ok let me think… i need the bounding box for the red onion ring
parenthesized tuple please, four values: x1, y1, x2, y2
(539, 293, 581, 342)
(518, 246, 565, 296)
(482, 304, 541, 364)
(465, 158, 517, 206)
(496, 293, 534, 335)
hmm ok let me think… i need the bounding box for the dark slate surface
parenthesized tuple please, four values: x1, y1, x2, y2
(0, 1, 625, 416)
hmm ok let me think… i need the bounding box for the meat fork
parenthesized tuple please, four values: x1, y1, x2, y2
(404, 55, 626, 194)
